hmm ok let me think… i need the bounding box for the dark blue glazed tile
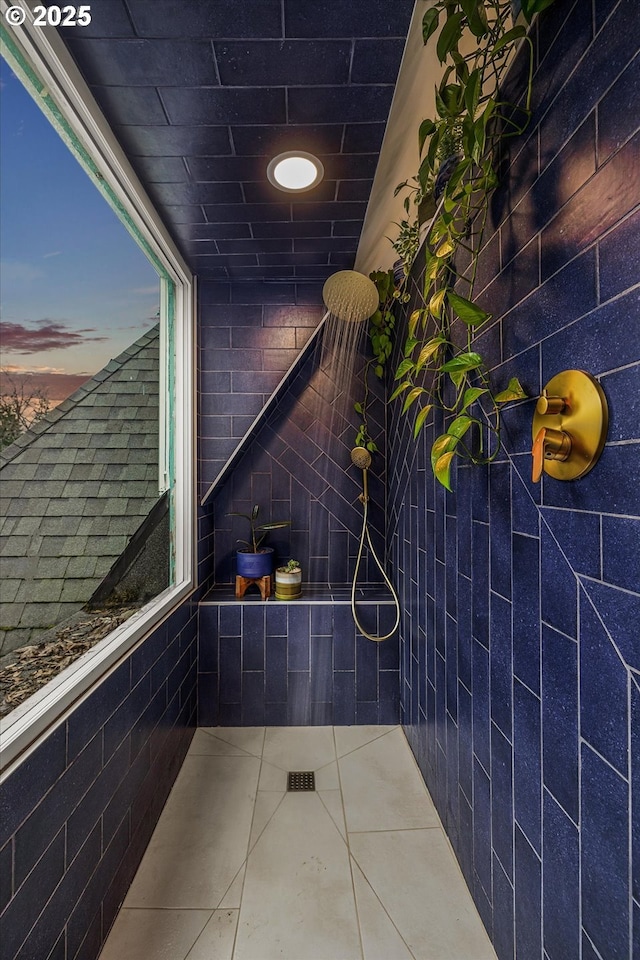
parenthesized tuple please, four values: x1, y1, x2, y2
(90, 85, 166, 124)
(599, 204, 640, 303)
(103, 675, 151, 763)
(287, 673, 311, 724)
(265, 702, 287, 725)
(118, 124, 232, 159)
(515, 825, 542, 960)
(332, 672, 356, 724)
(581, 932, 603, 960)
(634, 901, 640, 960)
(602, 515, 640, 593)
(580, 577, 640, 672)
(457, 575, 472, 692)
(598, 42, 640, 163)
(288, 85, 393, 125)
(491, 723, 514, 882)
(0, 839, 13, 914)
(471, 522, 490, 647)
(102, 744, 150, 850)
(632, 679, 640, 905)
(541, 508, 601, 579)
(538, 0, 635, 159)
(283, 0, 414, 38)
(0, 829, 65, 960)
(130, 0, 282, 37)
(540, 526, 577, 639)
(514, 679, 542, 855)
(599, 363, 640, 442)
(542, 790, 580, 960)
(219, 636, 241, 704)
(351, 39, 405, 84)
(216, 39, 350, 86)
(67, 664, 130, 761)
(472, 640, 491, 774)
(580, 592, 628, 775)
(490, 591, 513, 739)
(66, 735, 129, 865)
(541, 132, 640, 281)
(242, 606, 265, 671)
(310, 635, 333, 699)
(504, 248, 597, 358)
(197, 673, 218, 726)
(69, 38, 217, 86)
(581, 744, 630, 960)
(534, 111, 596, 228)
(510, 457, 540, 537)
(241, 673, 265, 725)
(542, 625, 579, 822)
(542, 441, 640, 517)
(218, 703, 242, 725)
(131, 623, 168, 687)
(473, 758, 492, 899)
(0, 724, 66, 847)
(356, 635, 378, 702)
(492, 854, 515, 960)
(356, 701, 379, 724)
(342, 123, 387, 154)
(458, 681, 473, 803)
(333, 606, 356, 670)
(512, 533, 541, 694)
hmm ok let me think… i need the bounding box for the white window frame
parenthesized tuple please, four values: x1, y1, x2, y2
(0, 4, 196, 776)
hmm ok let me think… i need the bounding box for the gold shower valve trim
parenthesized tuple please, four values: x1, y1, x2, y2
(531, 370, 608, 482)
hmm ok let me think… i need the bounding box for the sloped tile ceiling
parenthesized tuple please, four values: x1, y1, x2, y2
(61, 0, 415, 282)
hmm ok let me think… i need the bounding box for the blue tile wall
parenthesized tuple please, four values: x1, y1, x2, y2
(0, 599, 198, 960)
(197, 280, 387, 591)
(198, 601, 399, 727)
(388, 2, 639, 958)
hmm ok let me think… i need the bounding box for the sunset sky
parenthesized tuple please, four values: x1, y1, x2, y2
(0, 56, 159, 402)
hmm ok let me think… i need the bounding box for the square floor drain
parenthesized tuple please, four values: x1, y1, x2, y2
(287, 771, 315, 791)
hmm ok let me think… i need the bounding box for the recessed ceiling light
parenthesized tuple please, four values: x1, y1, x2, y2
(266, 151, 324, 192)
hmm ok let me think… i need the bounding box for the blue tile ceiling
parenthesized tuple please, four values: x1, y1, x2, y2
(60, 0, 415, 282)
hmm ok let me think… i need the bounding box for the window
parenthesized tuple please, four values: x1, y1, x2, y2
(0, 10, 194, 770)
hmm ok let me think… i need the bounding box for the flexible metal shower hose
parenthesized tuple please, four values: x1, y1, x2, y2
(351, 494, 400, 642)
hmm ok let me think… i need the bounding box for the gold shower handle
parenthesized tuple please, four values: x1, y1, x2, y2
(531, 426, 572, 482)
(531, 370, 608, 482)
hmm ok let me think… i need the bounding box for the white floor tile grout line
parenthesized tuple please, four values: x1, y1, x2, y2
(333, 726, 366, 960)
(348, 853, 418, 960)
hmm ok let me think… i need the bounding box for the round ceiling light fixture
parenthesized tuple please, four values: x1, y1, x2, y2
(266, 151, 324, 192)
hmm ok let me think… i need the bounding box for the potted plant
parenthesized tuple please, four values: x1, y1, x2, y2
(275, 558, 302, 600)
(228, 505, 291, 579)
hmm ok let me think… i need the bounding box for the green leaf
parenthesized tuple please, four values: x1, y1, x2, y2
(435, 237, 455, 258)
(447, 291, 489, 326)
(418, 118, 436, 156)
(520, 0, 556, 24)
(494, 377, 528, 403)
(449, 370, 466, 388)
(366, 441, 377, 453)
(354, 401, 363, 414)
(431, 433, 457, 472)
(460, 0, 488, 37)
(375, 364, 384, 378)
(436, 11, 464, 64)
(402, 386, 425, 414)
(422, 7, 440, 44)
(404, 336, 419, 357)
(258, 520, 292, 531)
(394, 358, 415, 381)
(461, 387, 488, 412)
(441, 351, 483, 373)
(413, 404, 433, 439)
(429, 288, 446, 318)
(416, 336, 446, 372)
(492, 25, 527, 56)
(408, 309, 423, 338)
(447, 415, 473, 440)
(389, 380, 412, 403)
(434, 450, 456, 491)
(251, 504, 260, 520)
(228, 512, 253, 522)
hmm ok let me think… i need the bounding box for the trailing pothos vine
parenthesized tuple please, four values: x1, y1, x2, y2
(390, 0, 556, 489)
(353, 268, 407, 454)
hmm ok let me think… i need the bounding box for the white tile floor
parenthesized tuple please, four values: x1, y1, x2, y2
(99, 726, 497, 960)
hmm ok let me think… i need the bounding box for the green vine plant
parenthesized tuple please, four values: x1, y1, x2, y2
(353, 268, 406, 453)
(391, 0, 557, 490)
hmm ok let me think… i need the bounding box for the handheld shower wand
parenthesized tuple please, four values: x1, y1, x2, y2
(349, 447, 400, 642)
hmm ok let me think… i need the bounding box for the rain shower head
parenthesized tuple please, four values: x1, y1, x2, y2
(351, 446, 372, 470)
(322, 270, 379, 323)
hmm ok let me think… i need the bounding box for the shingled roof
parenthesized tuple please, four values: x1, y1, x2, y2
(0, 326, 161, 657)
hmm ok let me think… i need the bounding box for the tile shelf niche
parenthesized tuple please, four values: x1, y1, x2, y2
(202, 583, 395, 604)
